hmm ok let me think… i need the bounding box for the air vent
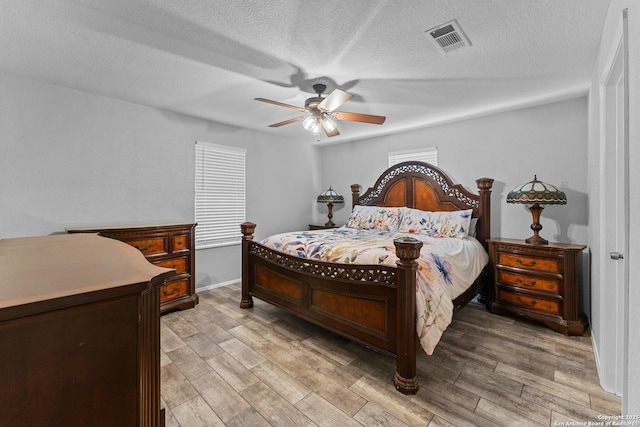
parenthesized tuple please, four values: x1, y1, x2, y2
(425, 19, 471, 54)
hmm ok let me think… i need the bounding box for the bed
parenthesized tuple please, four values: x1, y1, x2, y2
(240, 161, 493, 394)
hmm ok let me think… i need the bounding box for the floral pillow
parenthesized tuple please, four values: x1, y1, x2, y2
(398, 208, 473, 239)
(345, 205, 404, 232)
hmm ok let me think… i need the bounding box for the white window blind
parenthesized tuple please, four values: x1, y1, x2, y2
(195, 141, 246, 249)
(388, 147, 438, 167)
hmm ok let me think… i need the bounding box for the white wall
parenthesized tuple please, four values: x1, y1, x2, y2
(0, 72, 321, 289)
(589, 0, 640, 414)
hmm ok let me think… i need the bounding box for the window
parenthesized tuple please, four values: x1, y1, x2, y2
(195, 141, 246, 249)
(388, 147, 438, 167)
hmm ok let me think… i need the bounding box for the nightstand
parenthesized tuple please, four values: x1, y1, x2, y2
(309, 224, 339, 230)
(487, 238, 587, 335)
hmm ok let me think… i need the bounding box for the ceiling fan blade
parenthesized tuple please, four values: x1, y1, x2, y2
(322, 121, 340, 137)
(268, 117, 305, 127)
(332, 111, 386, 125)
(255, 98, 306, 112)
(317, 89, 353, 112)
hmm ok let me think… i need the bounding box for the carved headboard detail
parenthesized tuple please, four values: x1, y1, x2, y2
(350, 161, 493, 248)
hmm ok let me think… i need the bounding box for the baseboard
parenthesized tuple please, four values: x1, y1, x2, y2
(196, 279, 240, 292)
(591, 330, 622, 397)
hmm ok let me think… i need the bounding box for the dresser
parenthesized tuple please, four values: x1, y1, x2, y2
(67, 223, 198, 314)
(487, 238, 587, 335)
(0, 233, 173, 426)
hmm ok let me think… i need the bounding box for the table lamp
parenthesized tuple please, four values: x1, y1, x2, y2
(506, 175, 566, 245)
(317, 187, 344, 227)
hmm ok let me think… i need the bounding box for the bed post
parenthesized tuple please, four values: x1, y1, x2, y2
(240, 222, 256, 309)
(393, 236, 423, 395)
(350, 184, 361, 208)
(475, 178, 494, 250)
(475, 178, 494, 306)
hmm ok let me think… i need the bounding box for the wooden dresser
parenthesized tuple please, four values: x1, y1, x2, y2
(0, 233, 173, 426)
(487, 238, 588, 335)
(67, 223, 198, 313)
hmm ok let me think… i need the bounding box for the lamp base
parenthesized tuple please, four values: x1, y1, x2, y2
(525, 235, 548, 245)
(324, 202, 335, 228)
(526, 203, 548, 245)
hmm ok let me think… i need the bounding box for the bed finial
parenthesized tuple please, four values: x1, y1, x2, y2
(476, 177, 494, 191)
(241, 222, 256, 238)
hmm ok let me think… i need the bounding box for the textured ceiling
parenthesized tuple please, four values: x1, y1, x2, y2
(0, 0, 611, 144)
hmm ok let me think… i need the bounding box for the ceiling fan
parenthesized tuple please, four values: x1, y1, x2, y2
(255, 83, 386, 137)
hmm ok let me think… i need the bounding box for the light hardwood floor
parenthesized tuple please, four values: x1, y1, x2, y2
(160, 283, 620, 427)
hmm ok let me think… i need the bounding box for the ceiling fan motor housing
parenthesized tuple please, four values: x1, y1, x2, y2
(305, 97, 324, 111)
(312, 83, 327, 95)
(305, 83, 328, 111)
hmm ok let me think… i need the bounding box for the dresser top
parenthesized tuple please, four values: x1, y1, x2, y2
(487, 238, 586, 251)
(0, 234, 173, 313)
(66, 222, 195, 233)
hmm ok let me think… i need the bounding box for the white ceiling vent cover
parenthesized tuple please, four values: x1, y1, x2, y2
(425, 20, 471, 54)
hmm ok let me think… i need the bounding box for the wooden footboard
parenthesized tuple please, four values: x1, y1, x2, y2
(240, 222, 423, 394)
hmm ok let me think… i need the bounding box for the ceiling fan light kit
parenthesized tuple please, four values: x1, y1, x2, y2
(323, 116, 337, 132)
(255, 82, 386, 138)
(302, 114, 323, 136)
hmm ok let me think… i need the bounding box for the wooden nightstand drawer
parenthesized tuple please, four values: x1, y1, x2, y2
(497, 270, 561, 293)
(497, 252, 560, 273)
(153, 256, 188, 275)
(160, 279, 188, 302)
(497, 289, 560, 314)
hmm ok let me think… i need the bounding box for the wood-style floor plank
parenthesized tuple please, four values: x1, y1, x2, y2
(349, 375, 435, 427)
(161, 283, 621, 426)
(240, 381, 310, 427)
(189, 370, 250, 422)
(171, 396, 226, 427)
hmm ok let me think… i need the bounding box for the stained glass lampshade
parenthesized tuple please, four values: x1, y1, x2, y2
(506, 175, 566, 245)
(317, 187, 344, 227)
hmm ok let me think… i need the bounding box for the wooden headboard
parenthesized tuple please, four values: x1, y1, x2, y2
(350, 161, 494, 248)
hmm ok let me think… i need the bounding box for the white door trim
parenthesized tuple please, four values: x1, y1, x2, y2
(596, 8, 629, 403)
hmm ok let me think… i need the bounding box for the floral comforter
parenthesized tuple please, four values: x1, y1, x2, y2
(260, 227, 488, 355)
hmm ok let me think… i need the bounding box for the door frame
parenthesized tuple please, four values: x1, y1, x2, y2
(597, 8, 629, 402)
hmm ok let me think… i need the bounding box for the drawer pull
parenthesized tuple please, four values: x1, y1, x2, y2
(134, 243, 154, 251)
(163, 287, 179, 297)
(515, 277, 537, 286)
(516, 296, 536, 306)
(516, 258, 537, 267)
